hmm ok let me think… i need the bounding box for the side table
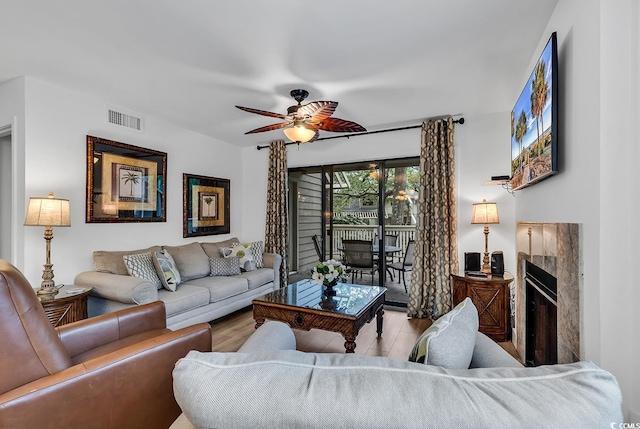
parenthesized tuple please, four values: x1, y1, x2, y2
(38, 285, 93, 327)
(451, 273, 514, 342)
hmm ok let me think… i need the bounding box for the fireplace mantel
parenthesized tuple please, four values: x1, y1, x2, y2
(515, 222, 582, 364)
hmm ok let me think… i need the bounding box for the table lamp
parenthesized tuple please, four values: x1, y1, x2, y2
(470, 199, 499, 273)
(24, 192, 70, 295)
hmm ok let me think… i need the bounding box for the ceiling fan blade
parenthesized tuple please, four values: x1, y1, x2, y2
(245, 122, 291, 134)
(308, 130, 319, 142)
(311, 117, 366, 133)
(298, 101, 338, 121)
(236, 105, 287, 119)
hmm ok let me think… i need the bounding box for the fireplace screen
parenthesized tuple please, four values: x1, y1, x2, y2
(525, 261, 558, 366)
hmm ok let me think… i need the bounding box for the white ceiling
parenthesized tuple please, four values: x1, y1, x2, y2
(0, 0, 558, 148)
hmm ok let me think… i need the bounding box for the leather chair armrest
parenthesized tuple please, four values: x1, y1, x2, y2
(0, 323, 212, 429)
(57, 301, 167, 358)
(74, 271, 158, 305)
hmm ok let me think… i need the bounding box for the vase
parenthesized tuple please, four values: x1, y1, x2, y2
(324, 280, 338, 296)
(320, 295, 337, 311)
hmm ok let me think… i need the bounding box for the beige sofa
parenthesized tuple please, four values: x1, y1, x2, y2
(74, 237, 281, 330)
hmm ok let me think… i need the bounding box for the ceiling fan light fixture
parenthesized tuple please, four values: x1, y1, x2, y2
(283, 125, 315, 143)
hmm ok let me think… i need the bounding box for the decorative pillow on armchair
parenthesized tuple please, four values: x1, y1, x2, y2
(408, 297, 479, 369)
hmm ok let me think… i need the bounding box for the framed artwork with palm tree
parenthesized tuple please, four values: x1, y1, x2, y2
(183, 173, 230, 237)
(86, 135, 167, 222)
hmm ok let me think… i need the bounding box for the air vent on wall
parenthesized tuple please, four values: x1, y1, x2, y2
(106, 106, 144, 132)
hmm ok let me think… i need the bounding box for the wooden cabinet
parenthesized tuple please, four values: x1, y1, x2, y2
(39, 285, 92, 327)
(451, 273, 513, 342)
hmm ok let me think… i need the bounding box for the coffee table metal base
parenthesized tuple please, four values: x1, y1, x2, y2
(253, 294, 385, 353)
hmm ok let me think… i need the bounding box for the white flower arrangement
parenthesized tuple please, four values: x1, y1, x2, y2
(310, 259, 348, 287)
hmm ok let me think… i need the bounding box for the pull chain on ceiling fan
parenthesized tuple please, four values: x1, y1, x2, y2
(236, 89, 366, 143)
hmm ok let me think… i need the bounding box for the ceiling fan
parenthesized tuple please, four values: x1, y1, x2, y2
(236, 89, 366, 143)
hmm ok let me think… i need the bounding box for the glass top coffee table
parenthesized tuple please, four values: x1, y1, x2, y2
(252, 280, 387, 353)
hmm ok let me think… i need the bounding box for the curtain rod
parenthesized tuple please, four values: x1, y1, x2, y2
(255, 117, 465, 150)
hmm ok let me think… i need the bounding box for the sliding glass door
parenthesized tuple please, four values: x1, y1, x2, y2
(288, 157, 419, 306)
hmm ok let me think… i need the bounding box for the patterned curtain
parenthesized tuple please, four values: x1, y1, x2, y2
(264, 140, 288, 288)
(407, 118, 459, 319)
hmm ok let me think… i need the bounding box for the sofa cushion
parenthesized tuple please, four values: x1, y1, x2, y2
(209, 257, 241, 276)
(238, 267, 274, 290)
(158, 284, 210, 317)
(200, 237, 240, 259)
(173, 350, 623, 429)
(93, 246, 163, 275)
(123, 253, 162, 290)
(408, 297, 478, 369)
(163, 243, 210, 281)
(152, 250, 181, 291)
(182, 276, 248, 303)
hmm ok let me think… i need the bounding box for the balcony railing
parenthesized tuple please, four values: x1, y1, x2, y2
(329, 225, 416, 261)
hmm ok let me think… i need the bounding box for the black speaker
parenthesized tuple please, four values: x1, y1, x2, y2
(464, 252, 481, 272)
(491, 251, 505, 276)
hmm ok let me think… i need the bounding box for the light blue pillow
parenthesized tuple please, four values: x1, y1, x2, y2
(408, 297, 479, 369)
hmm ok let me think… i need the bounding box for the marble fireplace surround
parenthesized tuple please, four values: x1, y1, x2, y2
(515, 222, 582, 364)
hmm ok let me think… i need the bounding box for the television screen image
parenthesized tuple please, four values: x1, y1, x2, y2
(510, 32, 558, 191)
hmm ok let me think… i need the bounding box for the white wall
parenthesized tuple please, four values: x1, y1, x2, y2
(0, 135, 11, 261)
(599, 0, 638, 421)
(18, 77, 245, 287)
(456, 112, 516, 276)
(514, 0, 638, 419)
(515, 0, 601, 357)
(0, 77, 26, 269)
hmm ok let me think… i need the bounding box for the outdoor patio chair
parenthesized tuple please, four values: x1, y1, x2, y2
(342, 239, 378, 285)
(388, 239, 415, 292)
(372, 233, 399, 279)
(311, 234, 323, 262)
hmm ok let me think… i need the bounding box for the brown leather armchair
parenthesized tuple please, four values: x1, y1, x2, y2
(0, 259, 212, 429)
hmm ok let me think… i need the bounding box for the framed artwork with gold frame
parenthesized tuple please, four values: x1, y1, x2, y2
(86, 135, 166, 223)
(183, 173, 230, 237)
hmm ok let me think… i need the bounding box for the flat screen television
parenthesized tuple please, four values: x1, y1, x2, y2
(510, 32, 558, 191)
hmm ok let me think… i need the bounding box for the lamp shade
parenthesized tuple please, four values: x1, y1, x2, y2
(471, 199, 499, 225)
(283, 125, 315, 143)
(24, 192, 71, 227)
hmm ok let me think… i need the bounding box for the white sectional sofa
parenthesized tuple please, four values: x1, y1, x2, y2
(74, 237, 281, 330)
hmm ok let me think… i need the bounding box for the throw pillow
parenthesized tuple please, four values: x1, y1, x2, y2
(408, 297, 479, 369)
(152, 250, 181, 292)
(233, 241, 264, 268)
(123, 252, 163, 290)
(210, 257, 241, 276)
(221, 245, 255, 272)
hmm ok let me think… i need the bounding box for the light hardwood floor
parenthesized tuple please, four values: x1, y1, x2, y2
(210, 305, 520, 361)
